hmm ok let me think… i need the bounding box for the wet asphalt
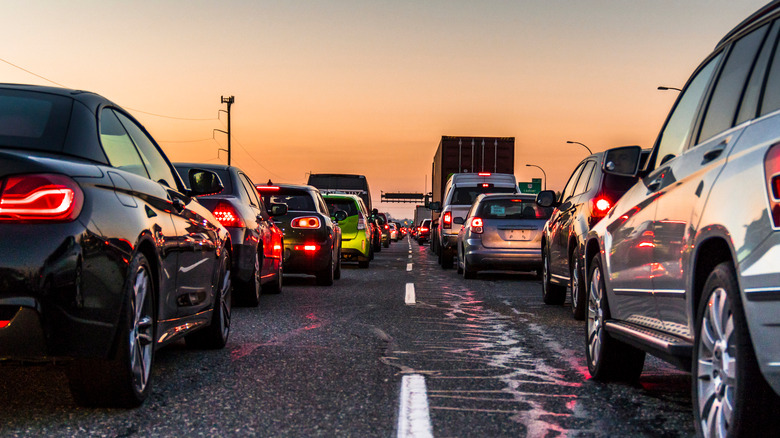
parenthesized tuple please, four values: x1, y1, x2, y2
(0, 236, 694, 437)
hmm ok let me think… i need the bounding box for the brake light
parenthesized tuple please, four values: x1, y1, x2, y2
(592, 196, 611, 216)
(291, 216, 320, 228)
(481, 183, 489, 188)
(765, 142, 780, 227)
(0, 174, 84, 222)
(212, 201, 245, 228)
(470, 217, 484, 234)
(443, 211, 452, 229)
(478, 172, 491, 176)
(420, 227, 429, 232)
(0, 320, 9, 328)
(255, 185, 280, 191)
(294, 244, 319, 252)
(357, 212, 366, 230)
(384, 224, 389, 230)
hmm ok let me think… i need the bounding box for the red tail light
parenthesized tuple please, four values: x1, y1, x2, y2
(470, 217, 484, 234)
(255, 185, 280, 191)
(442, 211, 452, 229)
(765, 142, 780, 227)
(0, 320, 9, 328)
(478, 172, 491, 176)
(0, 174, 83, 222)
(291, 216, 320, 229)
(384, 224, 389, 230)
(211, 201, 245, 227)
(357, 212, 366, 230)
(420, 227, 429, 233)
(592, 196, 611, 216)
(294, 244, 319, 252)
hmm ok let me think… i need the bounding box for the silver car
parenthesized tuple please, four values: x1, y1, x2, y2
(583, 2, 780, 435)
(456, 194, 551, 279)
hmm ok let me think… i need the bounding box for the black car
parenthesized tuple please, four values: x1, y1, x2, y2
(175, 163, 287, 306)
(256, 183, 342, 285)
(0, 84, 232, 407)
(536, 146, 649, 319)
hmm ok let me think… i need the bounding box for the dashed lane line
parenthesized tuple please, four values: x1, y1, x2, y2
(405, 283, 416, 305)
(397, 374, 434, 438)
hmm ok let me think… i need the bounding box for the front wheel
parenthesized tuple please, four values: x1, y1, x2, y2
(693, 262, 780, 437)
(186, 250, 232, 349)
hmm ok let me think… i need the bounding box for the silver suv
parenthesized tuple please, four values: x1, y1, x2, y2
(584, 2, 780, 435)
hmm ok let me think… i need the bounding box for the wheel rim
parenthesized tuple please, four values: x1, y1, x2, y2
(697, 287, 735, 438)
(218, 260, 232, 339)
(543, 249, 551, 291)
(586, 264, 604, 367)
(130, 265, 154, 394)
(252, 252, 260, 298)
(571, 256, 581, 309)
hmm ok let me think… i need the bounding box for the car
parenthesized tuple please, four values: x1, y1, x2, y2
(323, 193, 372, 268)
(389, 222, 399, 241)
(417, 219, 431, 244)
(174, 163, 287, 305)
(0, 84, 232, 407)
(456, 194, 552, 279)
(429, 173, 519, 269)
(535, 146, 649, 320)
(377, 212, 391, 248)
(581, 2, 780, 434)
(256, 183, 342, 285)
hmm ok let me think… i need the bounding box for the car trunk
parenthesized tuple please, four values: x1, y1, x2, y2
(480, 218, 544, 249)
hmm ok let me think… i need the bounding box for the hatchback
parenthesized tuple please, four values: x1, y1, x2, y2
(457, 194, 551, 278)
(323, 193, 371, 268)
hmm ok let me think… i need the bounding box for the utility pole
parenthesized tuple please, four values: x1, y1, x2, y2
(215, 95, 235, 165)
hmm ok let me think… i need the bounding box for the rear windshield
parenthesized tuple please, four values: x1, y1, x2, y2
(477, 198, 553, 220)
(451, 186, 516, 205)
(308, 175, 367, 190)
(259, 188, 315, 212)
(175, 166, 233, 195)
(0, 89, 73, 151)
(325, 198, 358, 217)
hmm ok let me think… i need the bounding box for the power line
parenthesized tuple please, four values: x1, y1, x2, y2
(230, 135, 290, 181)
(157, 138, 215, 144)
(126, 107, 217, 121)
(0, 57, 67, 87)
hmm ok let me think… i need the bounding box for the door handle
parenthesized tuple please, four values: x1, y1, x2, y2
(701, 139, 729, 165)
(647, 178, 663, 191)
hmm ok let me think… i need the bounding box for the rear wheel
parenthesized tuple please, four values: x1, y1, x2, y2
(186, 250, 232, 349)
(462, 253, 476, 279)
(542, 246, 566, 305)
(693, 262, 780, 437)
(67, 252, 155, 407)
(456, 245, 464, 274)
(334, 249, 342, 280)
(585, 255, 645, 382)
(262, 257, 283, 294)
(570, 248, 586, 320)
(358, 259, 370, 269)
(237, 250, 261, 307)
(316, 254, 335, 286)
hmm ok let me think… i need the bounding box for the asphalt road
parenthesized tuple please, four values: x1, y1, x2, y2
(0, 236, 695, 437)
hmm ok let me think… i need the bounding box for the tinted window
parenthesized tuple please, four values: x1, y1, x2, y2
(115, 111, 178, 188)
(175, 166, 233, 194)
(100, 109, 149, 179)
(325, 198, 359, 217)
(699, 24, 768, 142)
(655, 53, 722, 166)
(451, 186, 516, 205)
(0, 90, 72, 151)
(738, 21, 779, 124)
(574, 161, 596, 196)
(239, 173, 261, 208)
(260, 188, 315, 212)
(560, 163, 585, 202)
(478, 198, 552, 220)
(761, 22, 780, 116)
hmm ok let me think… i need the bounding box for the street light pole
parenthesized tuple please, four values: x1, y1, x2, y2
(566, 140, 592, 154)
(525, 164, 547, 190)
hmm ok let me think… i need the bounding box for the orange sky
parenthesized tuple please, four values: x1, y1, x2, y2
(2, 0, 770, 219)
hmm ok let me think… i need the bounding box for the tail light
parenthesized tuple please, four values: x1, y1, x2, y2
(357, 212, 366, 230)
(470, 217, 484, 234)
(384, 224, 389, 230)
(592, 196, 611, 216)
(478, 172, 491, 176)
(0, 174, 84, 222)
(291, 216, 320, 229)
(293, 244, 319, 252)
(255, 185, 280, 192)
(212, 201, 245, 227)
(442, 211, 452, 229)
(420, 226, 429, 233)
(765, 142, 780, 227)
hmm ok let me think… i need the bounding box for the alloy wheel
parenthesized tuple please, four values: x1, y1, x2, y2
(130, 265, 154, 394)
(587, 264, 604, 368)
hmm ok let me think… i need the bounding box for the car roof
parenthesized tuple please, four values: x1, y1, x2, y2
(0, 83, 115, 110)
(718, 0, 780, 48)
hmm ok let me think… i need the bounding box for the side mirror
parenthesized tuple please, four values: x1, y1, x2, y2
(535, 190, 558, 208)
(269, 203, 287, 217)
(603, 145, 642, 177)
(187, 169, 223, 196)
(333, 210, 348, 222)
(453, 217, 465, 225)
(428, 202, 441, 212)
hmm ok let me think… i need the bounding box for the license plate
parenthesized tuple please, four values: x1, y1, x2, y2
(507, 230, 531, 241)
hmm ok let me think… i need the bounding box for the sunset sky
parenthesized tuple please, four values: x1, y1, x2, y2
(2, 0, 770, 219)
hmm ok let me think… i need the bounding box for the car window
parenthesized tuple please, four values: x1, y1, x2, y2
(698, 23, 769, 142)
(99, 109, 149, 179)
(654, 52, 723, 167)
(262, 189, 316, 211)
(316, 194, 329, 215)
(573, 161, 596, 196)
(238, 173, 259, 208)
(560, 163, 585, 202)
(760, 21, 780, 116)
(738, 21, 779, 124)
(114, 110, 178, 188)
(0, 90, 72, 151)
(451, 186, 516, 205)
(325, 198, 358, 217)
(478, 198, 552, 220)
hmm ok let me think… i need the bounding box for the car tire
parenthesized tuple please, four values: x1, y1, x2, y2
(441, 248, 453, 269)
(542, 246, 566, 305)
(334, 249, 342, 280)
(585, 255, 645, 382)
(67, 252, 156, 408)
(237, 250, 261, 307)
(186, 250, 232, 349)
(456, 246, 464, 274)
(383, 238, 389, 248)
(358, 259, 370, 269)
(570, 248, 586, 320)
(462, 254, 476, 279)
(316, 254, 335, 286)
(262, 258, 283, 294)
(693, 262, 780, 437)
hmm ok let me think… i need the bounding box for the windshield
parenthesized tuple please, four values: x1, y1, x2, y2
(477, 198, 552, 220)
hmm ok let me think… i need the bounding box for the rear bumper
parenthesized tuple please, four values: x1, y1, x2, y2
(463, 241, 542, 272)
(282, 240, 333, 274)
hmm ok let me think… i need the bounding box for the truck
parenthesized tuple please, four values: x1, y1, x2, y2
(429, 136, 515, 259)
(413, 205, 431, 229)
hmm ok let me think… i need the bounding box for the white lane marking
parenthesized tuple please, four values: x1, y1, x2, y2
(407, 263, 413, 272)
(397, 374, 434, 438)
(409, 254, 413, 259)
(405, 283, 416, 305)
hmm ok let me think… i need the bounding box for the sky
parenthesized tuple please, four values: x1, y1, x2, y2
(1, 0, 771, 219)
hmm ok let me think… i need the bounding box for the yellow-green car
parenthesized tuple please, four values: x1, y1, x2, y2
(323, 193, 371, 268)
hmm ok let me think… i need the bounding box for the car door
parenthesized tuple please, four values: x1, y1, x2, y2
(238, 171, 273, 277)
(602, 51, 724, 326)
(652, 21, 774, 337)
(548, 162, 586, 279)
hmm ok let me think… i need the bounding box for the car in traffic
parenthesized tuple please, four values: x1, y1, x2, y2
(417, 218, 431, 244)
(377, 212, 391, 248)
(323, 193, 372, 268)
(389, 222, 399, 241)
(457, 194, 551, 279)
(0, 84, 232, 407)
(256, 183, 343, 285)
(174, 163, 287, 305)
(581, 2, 780, 434)
(535, 146, 649, 319)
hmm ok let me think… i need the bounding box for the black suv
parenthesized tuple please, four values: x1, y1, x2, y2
(536, 146, 648, 319)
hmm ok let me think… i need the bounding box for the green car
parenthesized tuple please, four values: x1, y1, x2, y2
(323, 193, 372, 268)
